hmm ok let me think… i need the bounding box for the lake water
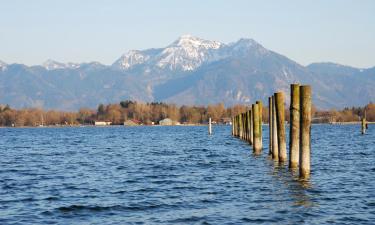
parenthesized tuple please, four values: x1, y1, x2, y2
(0, 125, 374, 224)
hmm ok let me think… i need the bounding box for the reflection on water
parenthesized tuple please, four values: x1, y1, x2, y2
(0, 125, 374, 224)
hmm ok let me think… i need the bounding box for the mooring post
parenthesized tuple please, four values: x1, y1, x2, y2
(244, 111, 248, 141)
(275, 92, 287, 162)
(247, 110, 251, 143)
(300, 85, 312, 178)
(253, 103, 261, 154)
(272, 95, 279, 160)
(361, 116, 366, 135)
(250, 108, 253, 145)
(232, 116, 234, 136)
(256, 100, 263, 150)
(247, 110, 251, 142)
(208, 117, 212, 135)
(241, 113, 245, 140)
(268, 97, 273, 156)
(289, 84, 300, 168)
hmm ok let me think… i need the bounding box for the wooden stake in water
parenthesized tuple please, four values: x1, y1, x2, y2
(300, 85, 312, 178)
(208, 117, 212, 135)
(269, 97, 273, 156)
(256, 100, 263, 150)
(253, 103, 261, 154)
(272, 95, 279, 160)
(275, 92, 287, 162)
(250, 109, 253, 145)
(289, 84, 300, 168)
(361, 117, 366, 135)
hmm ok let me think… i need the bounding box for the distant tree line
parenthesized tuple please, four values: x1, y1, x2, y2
(0, 101, 374, 127)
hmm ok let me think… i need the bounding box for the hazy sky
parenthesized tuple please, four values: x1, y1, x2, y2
(1, 0, 374, 68)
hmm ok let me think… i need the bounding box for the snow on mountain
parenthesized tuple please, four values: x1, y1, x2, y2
(112, 35, 271, 72)
(112, 35, 226, 71)
(42, 59, 80, 70)
(155, 34, 224, 70)
(112, 50, 152, 70)
(0, 60, 8, 72)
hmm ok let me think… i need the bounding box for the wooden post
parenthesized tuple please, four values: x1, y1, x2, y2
(272, 95, 279, 160)
(208, 117, 212, 135)
(232, 116, 234, 136)
(244, 111, 248, 141)
(250, 108, 253, 145)
(235, 115, 238, 137)
(300, 85, 312, 178)
(289, 84, 300, 168)
(362, 109, 367, 135)
(256, 100, 263, 149)
(253, 103, 261, 154)
(241, 113, 245, 140)
(268, 97, 273, 156)
(246, 110, 250, 142)
(275, 92, 287, 162)
(361, 117, 366, 135)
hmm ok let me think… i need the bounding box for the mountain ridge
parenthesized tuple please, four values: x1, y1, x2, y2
(0, 35, 374, 110)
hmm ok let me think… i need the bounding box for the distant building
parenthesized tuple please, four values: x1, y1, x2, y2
(124, 119, 140, 126)
(94, 121, 112, 126)
(159, 118, 173, 126)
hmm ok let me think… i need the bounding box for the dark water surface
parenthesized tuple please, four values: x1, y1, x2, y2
(0, 125, 374, 224)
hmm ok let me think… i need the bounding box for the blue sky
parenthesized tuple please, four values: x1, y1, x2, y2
(1, 0, 374, 68)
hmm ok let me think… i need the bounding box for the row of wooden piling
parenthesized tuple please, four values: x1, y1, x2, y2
(232, 84, 312, 179)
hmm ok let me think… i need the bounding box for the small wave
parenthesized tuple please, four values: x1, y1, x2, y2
(55, 202, 168, 213)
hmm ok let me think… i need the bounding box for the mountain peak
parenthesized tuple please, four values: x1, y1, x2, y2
(0, 60, 7, 67)
(171, 34, 223, 49)
(42, 59, 81, 70)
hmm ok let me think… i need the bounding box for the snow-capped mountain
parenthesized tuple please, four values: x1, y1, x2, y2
(1, 35, 374, 110)
(112, 35, 238, 71)
(0, 60, 7, 71)
(42, 59, 80, 70)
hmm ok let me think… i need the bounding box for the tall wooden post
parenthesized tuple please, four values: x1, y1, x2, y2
(247, 110, 251, 143)
(300, 85, 312, 178)
(256, 100, 263, 149)
(268, 97, 273, 156)
(253, 103, 261, 154)
(275, 92, 287, 162)
(289, 84, 300, 168)
(208, 117, 212, 135)
(272, 95, 279, 160)
(250, 108, 253, 145)
(361, 117, 366, 135)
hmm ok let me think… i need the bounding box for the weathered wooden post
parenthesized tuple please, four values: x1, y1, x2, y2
(246, 110, 250, 142)
(256, 100, 263, 149)
(268, 97, 273, 156)
(250, 108, 253, 145)
(289, 84, 300, 168)
(253, 103, 261, 154)
(244, 111, 248, 141)
(272, 95, 279, 160)
(361, 117, 366, 135)
(300, 85, 312, 178)
(275, 92, 287, 162)
(239, 113, 243, 139)
(232, 116, 234, 136)
(235, 116, 237, 137)
(208, 117, 212, 135)
(242, 113, 245, 139)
